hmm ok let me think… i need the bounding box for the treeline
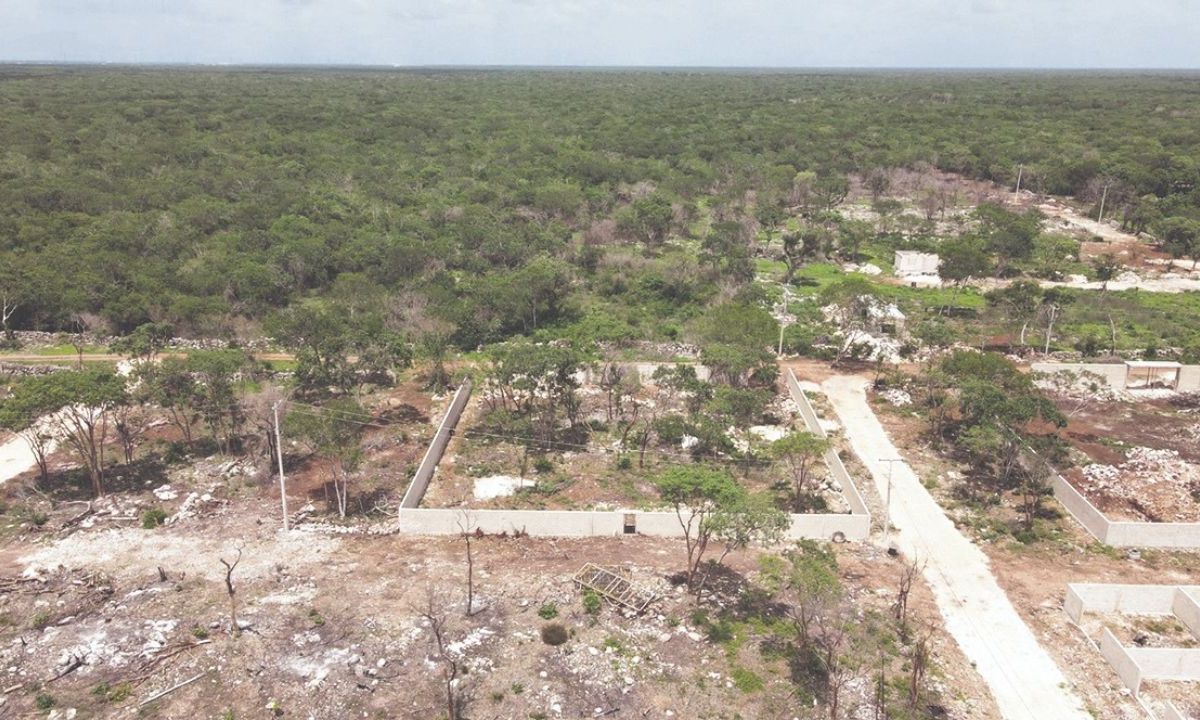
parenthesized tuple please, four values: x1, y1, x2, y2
(1, 68, 1198, 343)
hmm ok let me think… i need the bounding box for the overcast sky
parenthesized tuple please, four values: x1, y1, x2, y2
(1, 0, 1197, 68)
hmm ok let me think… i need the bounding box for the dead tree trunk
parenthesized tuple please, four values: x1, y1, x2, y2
(220, 549, 242, 637)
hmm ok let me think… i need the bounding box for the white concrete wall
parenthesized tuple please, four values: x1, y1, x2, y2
(1161, 702, 1191, 720)
(785, 370, 873, 519)
(1051, 475, 1113, 545)
(1064, 583, 1183, 622)
(1173, 589, 1200, 639)
(1106, 521, 1200, 549)
(1052, 469, 1200, 550)
(1032, 362, 1200, 393)
(1126, 647, 1200, 683)
(894, 251, 940, 276)
(400, 380, 473, 509)
(398, 507, 869, 541)
(1100, 627, 1144, 696)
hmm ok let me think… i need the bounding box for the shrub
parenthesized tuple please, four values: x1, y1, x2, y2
(191, 625, 209, 640)
(614, 455, 633, 471)
(29, 511, 49, 527)
(35, 693, 55, 710)
(730, 667, 764, 693)
(307, 608, 325, 626)
(533, 456, 554, 474)
(540, 622, 569, 646)
(582, 591, 602, 616)
(31, 611, 51, 629)
(141, 507, 168, 529)
(537, 603, 558, 620)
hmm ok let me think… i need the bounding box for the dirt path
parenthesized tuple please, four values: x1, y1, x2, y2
(820, 374, 1092, 720)
(0, 351, 295, 363)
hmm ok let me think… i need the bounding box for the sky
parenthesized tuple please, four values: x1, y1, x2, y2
(1, 0, 1198, 68)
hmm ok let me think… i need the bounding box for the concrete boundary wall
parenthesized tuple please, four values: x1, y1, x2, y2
(1162, 702, 1191, 720)
(1067, 583, 1200, 699)
(391, 368, 870, 541)
(1065, 583, 1181, 622)
(785, 369, 873, 520)
(399, 380, 473, 509)
(1051, 471, 1200, 549)
(1174, 590, 1200, 638)
(1100, 627, 1145, 695)
(1031, 362, 1200, 393)
(398, 507, 869, 540)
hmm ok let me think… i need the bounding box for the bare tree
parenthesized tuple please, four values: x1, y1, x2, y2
(219, 548, 243, 637)
(892, 555, 924, 638)
(417, 589, 469, 720)
(457, 511, 479, 617)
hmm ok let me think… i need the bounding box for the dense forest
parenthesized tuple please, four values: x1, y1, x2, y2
(1, 67, 1198, 347)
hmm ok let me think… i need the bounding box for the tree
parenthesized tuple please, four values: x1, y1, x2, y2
(0, 379, 59, 484)
(286, 399, 369, 518)
(0, 370, 128, 496)
(653, 465, 745, 589)
(939, 235, 992, 284)
(617, 193, 674, 246)
(986, 280, 1043, 347)
(1092, 253, 1120, 292)
(0, 251, 30, 345)
(771, 431, 832, 511)
(1157, 217, 1200, 268)
(109, 321, 174, 363)
(484, 339, 584, 444)
(694, 303, 778, 387)
(137, 357, 201, 444)
(973, 203, 1042, 275)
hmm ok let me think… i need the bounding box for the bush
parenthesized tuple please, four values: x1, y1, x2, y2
(582, 591, 602, 616)
(614, 455, 633, 471)
(540, 622, 569, 646)
(35, 693, 55, 710)
(141, 507, 168, 529)
(532, 456, 554, 474)
(730, 666, 764, 693)
(31, 611, 51, 629)
(537, 603, 558, 620)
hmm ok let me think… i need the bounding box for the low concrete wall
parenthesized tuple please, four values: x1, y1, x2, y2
(1173, 589, 1200, 639)
(400, 380, 473, 509)
(1128, 646, 1200, 683)
(1052, 472, 1200, 549)
(1032, 362, 1200, 393)
(785, 369, 873, 520)
(1161, 702, 1191, 720)
(398, 507, 869, 541)
(1064, 583, 1182, 623)
(1100, 627, 1144, 695)
(1052, 475, 1113, 545)
(1106, 521, 1200, 549)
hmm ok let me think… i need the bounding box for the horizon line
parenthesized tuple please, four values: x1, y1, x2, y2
(2, 61, 1199, 73)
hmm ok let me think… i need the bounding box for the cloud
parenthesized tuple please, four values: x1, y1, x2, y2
(0, 0, 1196, 67)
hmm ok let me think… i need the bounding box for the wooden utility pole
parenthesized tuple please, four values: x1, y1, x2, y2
(1098, 181, 1111, 223)
(273, 401, 289, 531)
(1014, 164, 1023, 195)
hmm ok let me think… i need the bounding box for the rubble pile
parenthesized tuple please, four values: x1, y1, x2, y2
(1080, 446, 1200, 522)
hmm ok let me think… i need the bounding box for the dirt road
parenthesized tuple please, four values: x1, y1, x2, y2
(820, 374, 1092, 720)
(0, 432, 42, 485)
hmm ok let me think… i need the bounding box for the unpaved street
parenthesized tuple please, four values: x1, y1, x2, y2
(820, 374, 1092, 720)
(0, 431, 41, 485)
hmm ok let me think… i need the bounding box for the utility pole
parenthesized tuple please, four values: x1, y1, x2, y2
(879, 458, 903, 548)
(1097, 181, 1111, 224)
(1014, 164, 1023, 195)
(273, 401, 289, 531)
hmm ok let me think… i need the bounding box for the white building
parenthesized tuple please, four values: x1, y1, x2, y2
(894, 250, 941, 278)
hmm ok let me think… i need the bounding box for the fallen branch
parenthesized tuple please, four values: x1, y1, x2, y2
(140, 640, 212, 671)
(138, 670, 208, 707)
(47, 655, 84, 683)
